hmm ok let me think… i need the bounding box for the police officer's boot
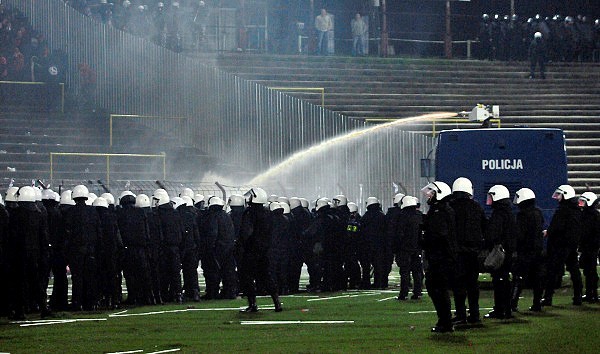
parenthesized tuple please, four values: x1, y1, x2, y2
(240, 296, 258, 313)
(272, 295, 283, 312)
(192, 289, 201, 302)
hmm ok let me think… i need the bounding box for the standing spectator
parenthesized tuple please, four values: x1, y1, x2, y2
(351, 13, 367, 56)
(315, 8, 333, 55)
(529, 32, 547, 79)
(9, 46, 24, 81)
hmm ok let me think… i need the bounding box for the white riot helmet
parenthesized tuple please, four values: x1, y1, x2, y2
(268, 194, 278, 203)
(72, 185, 89, 200)
(333, 195, 348, 207)
(208, 196, 225, 207)
(153, 188, 168, 198)
(289, 197, 302, 209)
(421, 181, 452, 203)
(400, 196, 418, 209)
(228, 194, 245, 207)
(514, 188, 536, 205)
(246, 188, 268, 205)
(53, 192, 60, 203)
(393, 193, 405, 206)
(5, 186, 19, 203)
(281, 203, 291, 214)
(534, 31, 542, 39)
(182, 196, 194, 207)
(18, 186, 36, 202)
(101, 193, 115, 206)
(452, 177, 473, 196)
(180, 187, 195, 199)
(194, 194, 205, 204)
(552, 184, 576, 201)
(34, 187, 43, 202)
(154, 191, 171, 206)
(315, 198, 330, 211)
(42, 188, 55, 200)
(0, 193, 3, 206)
(93, 197, 109, 208)
(300, 198, 309, 208)
(119, 190, 135, 200)
(86, 193, 98, 206)
(277, 196, 290, 205)
(135, 194, 151, 208)
(347, 202, 358, 213)
(60, 190, 75, 205)
(578, 192, 597, 208)
(365, 196, 380, 207)
(172, 196, 186, 209)
(270, 201, 283, 212)
(487, 185, 510, 205)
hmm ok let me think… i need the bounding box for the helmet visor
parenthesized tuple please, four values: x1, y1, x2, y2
(578, 198, 587, 208)
(486, 193, 494, 206)
(552, 190, 563, 201)
(421, 186, 435, 200)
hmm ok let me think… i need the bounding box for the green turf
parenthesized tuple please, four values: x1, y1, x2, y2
(1, 288, 598, 353)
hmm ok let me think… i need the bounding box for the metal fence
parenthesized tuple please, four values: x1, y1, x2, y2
(6, 0, 435, 206)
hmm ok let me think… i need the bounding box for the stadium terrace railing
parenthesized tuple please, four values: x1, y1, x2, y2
(49, 152, 166, 187)
(9, 0, 435, 202)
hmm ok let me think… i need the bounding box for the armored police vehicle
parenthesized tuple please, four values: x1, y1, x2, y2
(433, 128, 568, 224)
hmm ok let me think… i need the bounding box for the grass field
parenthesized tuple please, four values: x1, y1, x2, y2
(1, 284, 598, 354)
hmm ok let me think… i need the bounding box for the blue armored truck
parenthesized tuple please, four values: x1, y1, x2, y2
(433, 128, 568, 224)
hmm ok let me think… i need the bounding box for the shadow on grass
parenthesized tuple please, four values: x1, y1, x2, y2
(429, 332, 469, 344)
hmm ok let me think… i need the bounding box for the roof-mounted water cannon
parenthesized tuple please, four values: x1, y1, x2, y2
(459, 104, 500, 122)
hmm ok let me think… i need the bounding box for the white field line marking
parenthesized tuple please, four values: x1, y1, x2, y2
(378, 296, 398, 302)
(308, 292, 381, 302)
(106, 350, 144, 354)
(408, 307, 493, 314)
(111, 309, 129, 316)
(240, 320, 354, 325)
(147, 349, 181, 354)
(109, 307, 243, 317)
(19, 318, 107, 327)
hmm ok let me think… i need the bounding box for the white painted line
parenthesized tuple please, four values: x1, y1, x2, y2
(111, 309, 129, 316)
(308, 292, 381, 302)
(106, 350, 144, 354)
(109, 306, 280, 318)
(147, 349, 181, 354)
(240, 320, 354, 325)
(378, 296, 398, 302)
(20, 320, 77, 327)
(408, 307, 493, 314)
(17, 318, 107, 327)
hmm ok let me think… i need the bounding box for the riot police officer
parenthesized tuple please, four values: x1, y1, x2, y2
(395, 196, 424, 301)
(450, 177, 486, 324)
(577, 192, 599, 303)
(421, 181, 457, 333)
(361, 197, 389, 289)
(205, 196, 236, 299)
(288, 197, 310, 293)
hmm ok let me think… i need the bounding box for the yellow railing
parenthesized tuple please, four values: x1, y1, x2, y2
(0, 80, 65, 113)
(109, 114, 188, 147)
(269, 87, 325, 107)
(50, 152, 167, 186)
(364, 117, 501, 137)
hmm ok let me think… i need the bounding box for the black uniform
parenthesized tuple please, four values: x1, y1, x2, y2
(361, 203, 389, 289)
(117, 200, 152, 305)
(485, 199, 518, 319)
(97, 206, 123, 308)
(142, 207, 163, 304)
(44, 199, 68, 311)
(7, 202, 50, 319)
(64, 200, 101, 311)
(422, 196, 457, 331)
(385, 205, 402, 289)
(529, 35, 547, 79)
(288, 205, 311, 293)
(304, 205, 341, 292)
(204, 204, 236, 299)
(450, 193, 486, 322)
(238, 203, 281, 312)
(543, 198, 583, 305)
(512, 199, 545, 311)
(343, 210, 362, 290)
(154, 203, 184, 303)
(394, 205, 424, 300)
(229, 205, 246, 296)
(177, 204, 201, 301)
(269, 209, 291, 295)
(580, 203, 600, 302)
(0, 203, 9, 316)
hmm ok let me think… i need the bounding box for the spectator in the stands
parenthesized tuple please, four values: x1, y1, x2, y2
(315, 8, 333, 55)
(351, 13, 367, 56)
(9, 46, 25, 81)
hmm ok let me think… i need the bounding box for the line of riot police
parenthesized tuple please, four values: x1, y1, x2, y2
(478, 13, 600, 62)
(419, 178, 599, 333)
